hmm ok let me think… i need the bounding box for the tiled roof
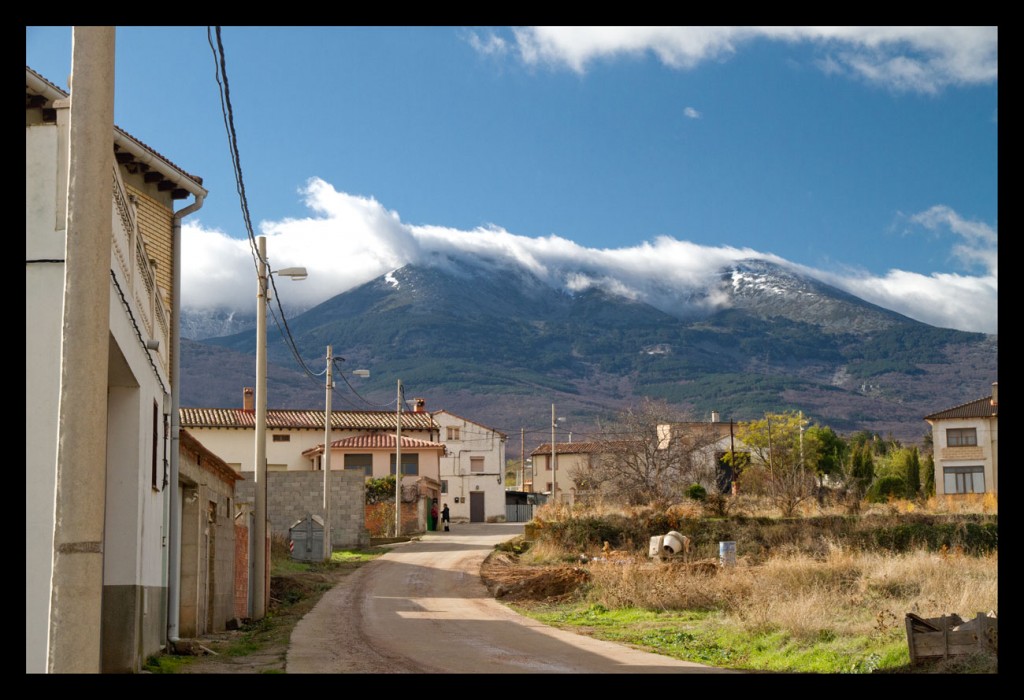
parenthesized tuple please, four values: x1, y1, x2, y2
(302, 433, 446, 457)
(530, 440, 633, 456)
(180, 407, 438, 431)
(27, 66, 205, 189)
(924, 395, 998, 421)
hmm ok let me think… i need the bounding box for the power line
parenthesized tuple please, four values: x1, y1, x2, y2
(208, 26, 322, 388)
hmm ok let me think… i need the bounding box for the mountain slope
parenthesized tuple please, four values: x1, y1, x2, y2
(181, 258, 997, 451)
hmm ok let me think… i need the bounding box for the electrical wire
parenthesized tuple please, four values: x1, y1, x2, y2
(208, 26, 329, 393)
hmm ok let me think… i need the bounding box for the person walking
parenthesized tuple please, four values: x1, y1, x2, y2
(430, 500, 439, 531)
(441, 503, 450, 532)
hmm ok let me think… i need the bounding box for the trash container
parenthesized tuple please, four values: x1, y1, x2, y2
(289, 514, 325, 562)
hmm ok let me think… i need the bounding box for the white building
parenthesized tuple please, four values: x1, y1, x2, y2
(26, 57, 207, 673)
(430, 407, 507, 522)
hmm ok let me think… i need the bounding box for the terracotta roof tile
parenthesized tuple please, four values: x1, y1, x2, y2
(924, 395, 998, 421)
(302, 433, 446, 457)
(180, 407, 438, 431)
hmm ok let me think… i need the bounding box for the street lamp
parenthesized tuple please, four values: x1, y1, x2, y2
(253, 236, 306, 620)
(322, 347, 368, 562)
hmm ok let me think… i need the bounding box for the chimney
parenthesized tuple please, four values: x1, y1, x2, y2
(711, 411, 720, 423)
(243, 387, 254, 412)
(413, 398, 426, 413)
(991, 382, 998, 407)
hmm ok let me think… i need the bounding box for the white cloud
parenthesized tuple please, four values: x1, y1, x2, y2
(182, 179, 997, 334)
(821, 268, 997, 335)
(490, 26, 997, 94)
(907, 205, 998, 277)
(683, 106, 701, 119)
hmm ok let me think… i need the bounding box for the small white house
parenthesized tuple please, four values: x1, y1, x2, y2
(432, 407, 507, 522)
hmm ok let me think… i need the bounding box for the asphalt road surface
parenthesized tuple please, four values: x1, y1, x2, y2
(286, 521, 731, 674)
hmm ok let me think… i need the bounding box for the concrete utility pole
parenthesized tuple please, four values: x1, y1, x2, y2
(323, 346, 333, 561)
(395, 380, 403, 537)
(49, 26, 115, 674)
(253, 236, 269, 620)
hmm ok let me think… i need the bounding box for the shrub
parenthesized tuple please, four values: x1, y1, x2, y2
(686, 484, 708, 501)
(866, 475, 907, 503)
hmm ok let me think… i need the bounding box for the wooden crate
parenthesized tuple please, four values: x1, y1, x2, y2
(905, 611, 997, 664)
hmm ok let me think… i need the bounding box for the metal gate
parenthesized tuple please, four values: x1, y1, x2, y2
(505, 504, 534, 522)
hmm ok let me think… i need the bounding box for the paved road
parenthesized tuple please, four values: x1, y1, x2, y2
(286, 521, 731, 674)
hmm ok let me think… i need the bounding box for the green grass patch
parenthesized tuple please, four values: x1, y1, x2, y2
(511, 602, 920, 673)
(143, 653, 196, 674)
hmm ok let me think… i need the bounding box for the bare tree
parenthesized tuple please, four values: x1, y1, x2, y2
(571, 399, 718, 505)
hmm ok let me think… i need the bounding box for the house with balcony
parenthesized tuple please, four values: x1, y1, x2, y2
(26, 62, 207, 672)
(924, 382, 998, 497)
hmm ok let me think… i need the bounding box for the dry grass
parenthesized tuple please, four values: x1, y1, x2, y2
(581, 539, 997, 643)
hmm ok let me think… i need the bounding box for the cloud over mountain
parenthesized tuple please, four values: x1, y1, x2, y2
(182, 178, 997, 335)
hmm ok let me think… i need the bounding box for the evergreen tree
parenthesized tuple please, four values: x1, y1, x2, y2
(922, 453, 936, 497)
(850, 442, 875, 494)
(906, 447, 921, 497)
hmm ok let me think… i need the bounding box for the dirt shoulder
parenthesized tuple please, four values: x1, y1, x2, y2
(170, 545, 569, 674)
(171, 562, 369, 674)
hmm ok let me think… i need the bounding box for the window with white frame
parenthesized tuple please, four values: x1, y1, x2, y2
(943, 466, 985, 494)
(946, 428, 978, 447)
(470, 456, 485, 473)
(447, 427, 460, 440)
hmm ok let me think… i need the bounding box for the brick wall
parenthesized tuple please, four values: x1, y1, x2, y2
(234, 519, 249, 620)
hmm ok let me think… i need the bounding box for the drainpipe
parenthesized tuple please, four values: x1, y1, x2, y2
(167, 192, 204, 646)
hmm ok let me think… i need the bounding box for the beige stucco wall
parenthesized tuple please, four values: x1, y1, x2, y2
(185, 426, 437, 474)
(931, 416, 998, 496)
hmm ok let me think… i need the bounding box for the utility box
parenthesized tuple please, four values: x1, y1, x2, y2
(289, 514, 325, 562)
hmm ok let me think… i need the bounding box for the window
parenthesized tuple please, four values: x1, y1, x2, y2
(391, 453, 419, 476)
(441, 480, 448, 494)
(944, 466, 985, 494)
(447, 427, 460, 440)
(946, 428, 977, 447)
(272, 434, 291, 442)
(151, 401, 159, 490)
(344, 454, 373, 477)
(470, 456, 485, 473)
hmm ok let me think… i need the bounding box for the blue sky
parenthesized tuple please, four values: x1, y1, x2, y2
(26, 26, 998, 334)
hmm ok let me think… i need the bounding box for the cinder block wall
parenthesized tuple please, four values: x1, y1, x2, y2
(235, 470, 369, 550)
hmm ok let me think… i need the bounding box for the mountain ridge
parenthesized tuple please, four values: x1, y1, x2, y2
(180, 258, 996, 454)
